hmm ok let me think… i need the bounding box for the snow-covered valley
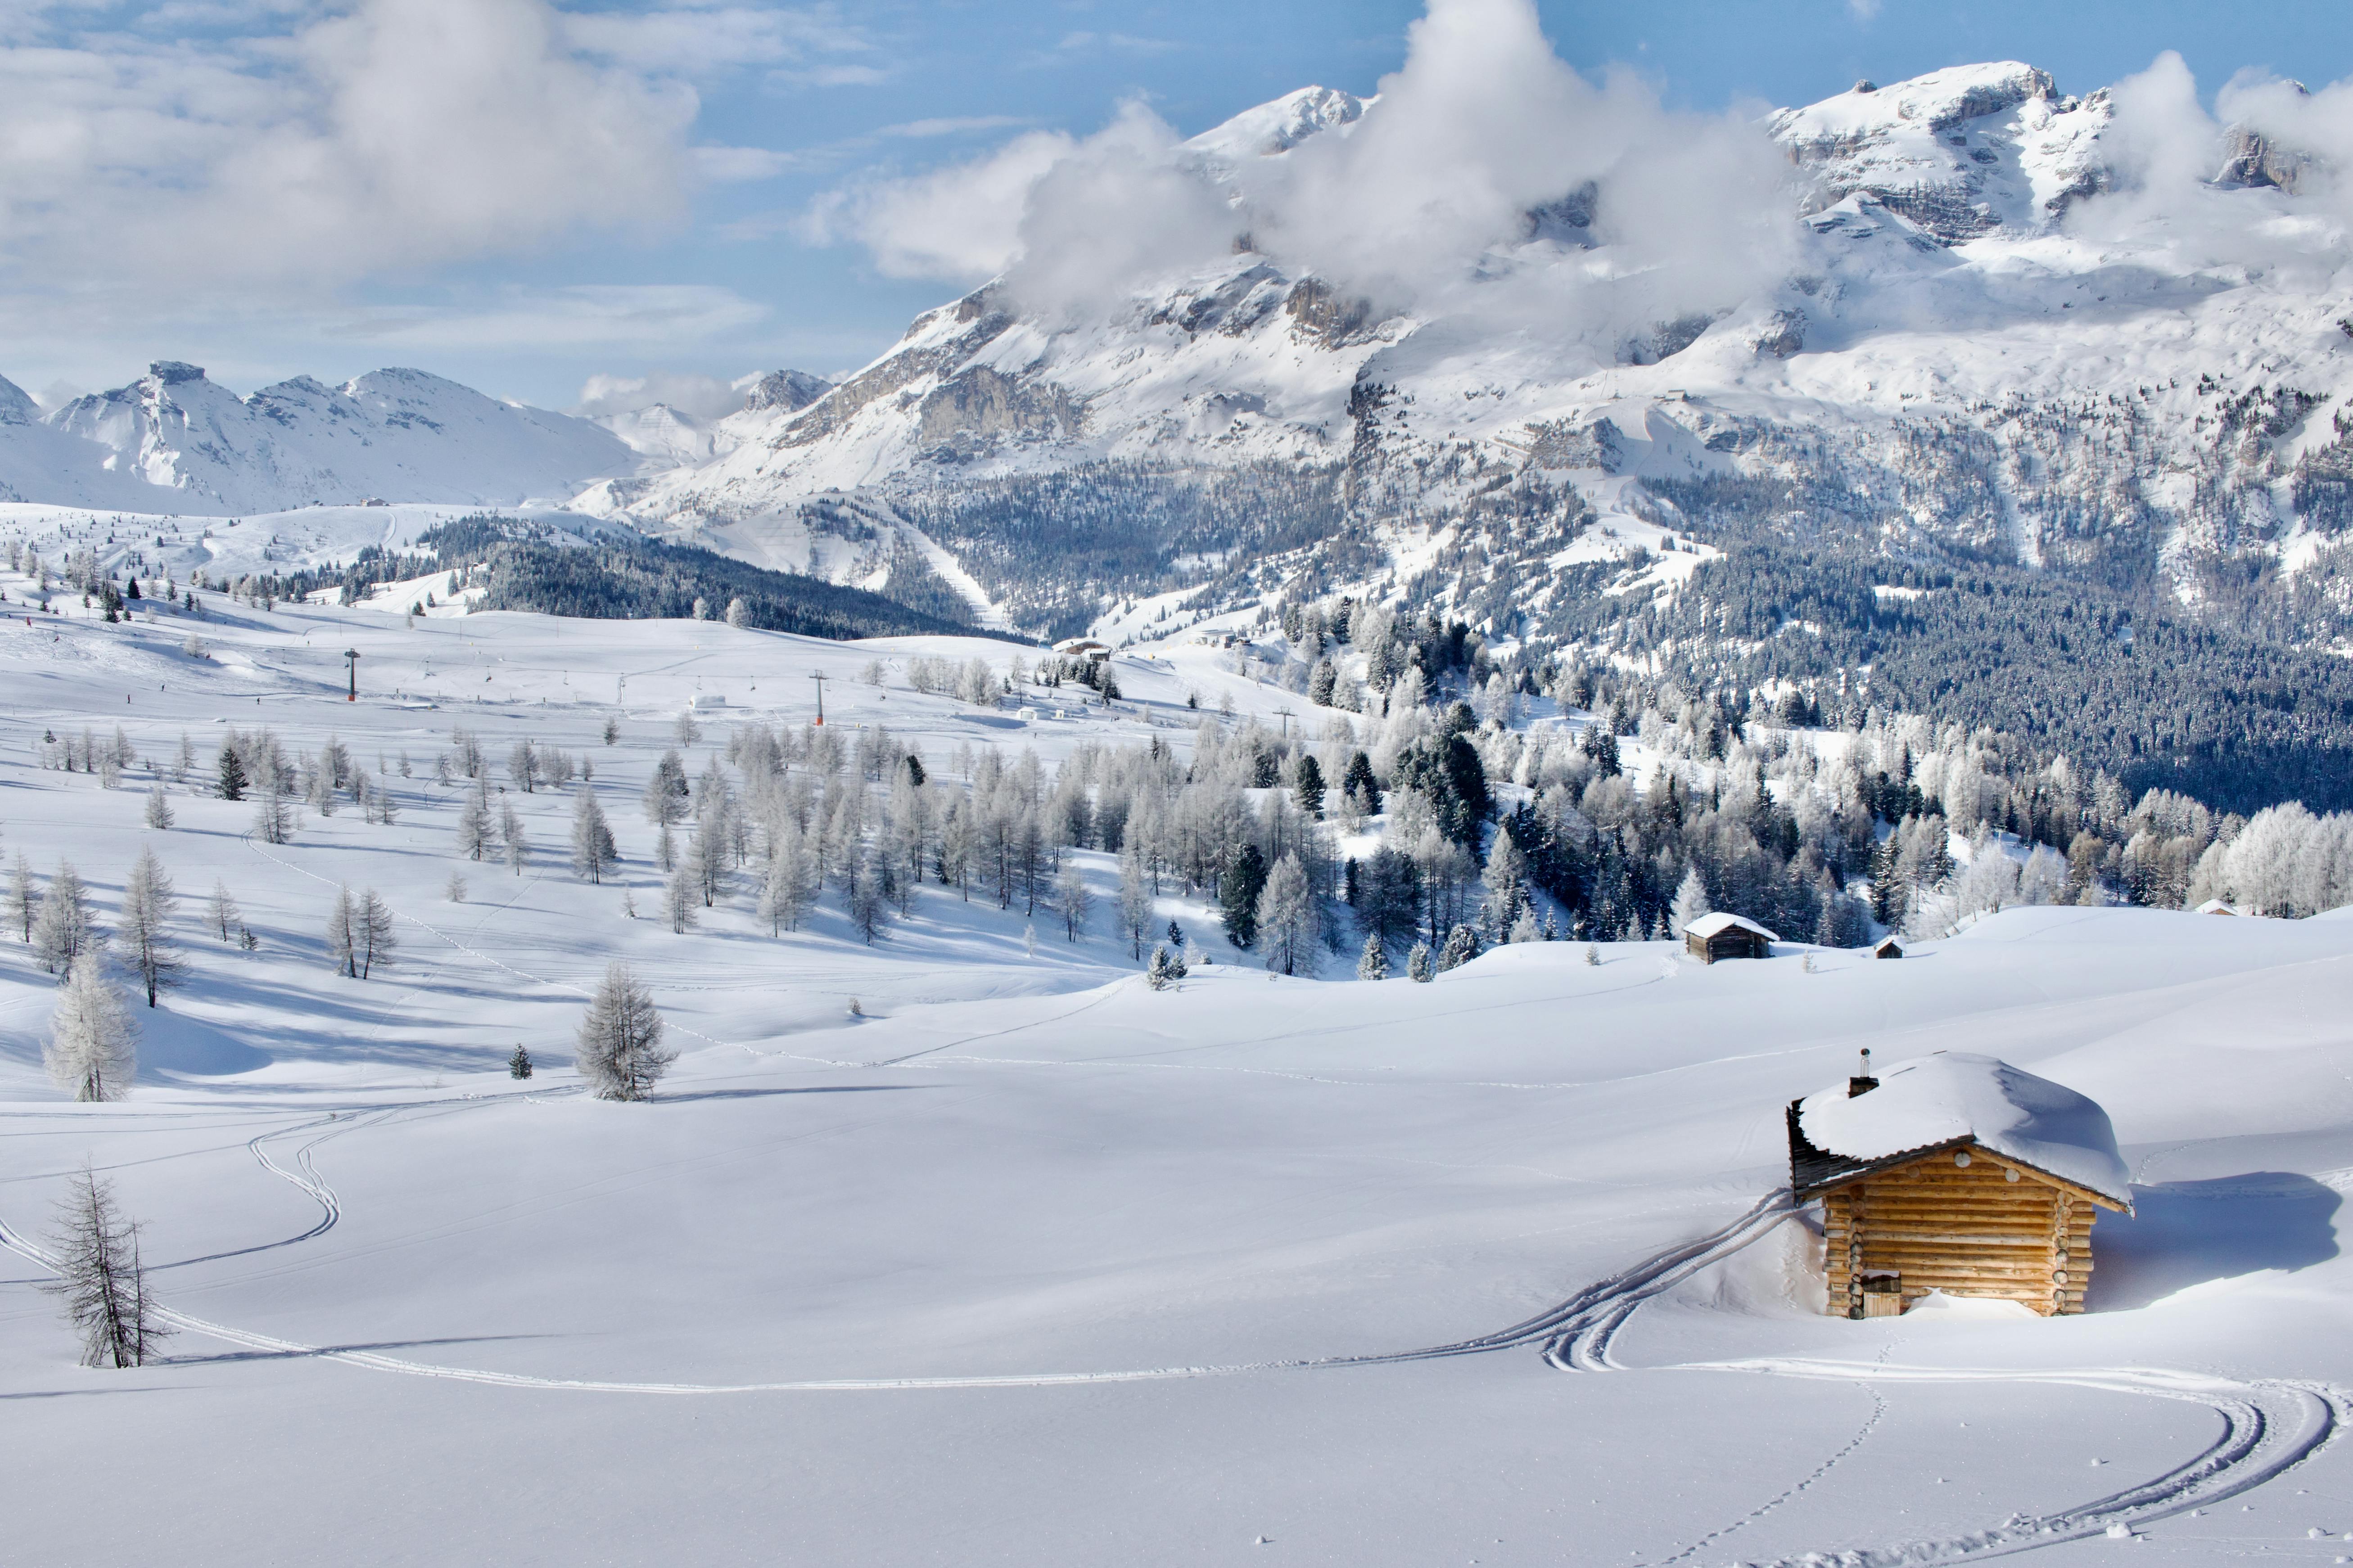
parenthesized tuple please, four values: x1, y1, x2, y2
(2, 572, 2351, 1566)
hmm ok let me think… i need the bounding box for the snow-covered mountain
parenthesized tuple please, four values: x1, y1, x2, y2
(0, 361, 637, 514)
(585, 370, 839, 466)
(579, 64, 2353, 649)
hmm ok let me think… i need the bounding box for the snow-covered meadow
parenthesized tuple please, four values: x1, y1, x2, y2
(2, 584, 2352, 1566)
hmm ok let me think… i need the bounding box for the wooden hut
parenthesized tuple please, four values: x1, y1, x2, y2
(1872, 936, 1904, 959)
(1683, 911, 1777, 964)
(1787, 1051, 2132, 1318)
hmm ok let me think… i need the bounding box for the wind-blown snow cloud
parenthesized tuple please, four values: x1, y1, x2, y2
(574, 369, 746, 421)
(805, 0, 1797, 343)
(2077, 52, 2353, 279)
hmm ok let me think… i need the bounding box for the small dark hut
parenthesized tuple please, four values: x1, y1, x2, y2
(1682, 912, 1777, 964)
(1872, 936, 1904, 959)
(1787, 1051, 2132, 1318)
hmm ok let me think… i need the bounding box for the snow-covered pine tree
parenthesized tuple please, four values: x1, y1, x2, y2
(1357, 932, 1388, 980)
(1438, 923, 1481, 972)
(143, 786, 173, 830)
(508, 1043, 533, 1080)
(1408, 941, 1434, 982)
(1508, 908, 1542, 945)
(602, 715, 620, 745)
(1220, 842, 1267, 948)
(45, 953, 136, 1101)
(574, 962, 674, 1101)
(356, 890, 395, 978)
(119, 848, 181, 1006)
(1145, 943, 1174, 990)
(42, 1164, 169, 1368)
(569, 786, 617, 883)
(32, 860, 95, 974)
(456, 779, 492, 861)
(215, 743, 246, 801)
(1669, 868, 1712, 936)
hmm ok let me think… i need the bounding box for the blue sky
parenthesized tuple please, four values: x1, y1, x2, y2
(1, 0, 2347, 412)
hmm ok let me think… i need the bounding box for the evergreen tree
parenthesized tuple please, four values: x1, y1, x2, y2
(1341, 750, 1382, 814)
(216, 743, 247, 802)
(41, 1165, 168, 1367)
(119, 848, 181, 1007)
(508, 1043, 533, 1080)
(1408, 941, 1434, 982)
(1356, 931, 1389, 981)
(45, 953, 136, 1101)
(1293, 754, 1326, 819)
(1220, 842, 1267, 947)
(574, 962, 674, 1101)
(1146, 943, 1175, 990)
(643, 749, 691, 825)
(1438, 923, 1481, 973)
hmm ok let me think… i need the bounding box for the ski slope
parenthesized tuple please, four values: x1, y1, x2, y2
(1, 587, 2352, 1566)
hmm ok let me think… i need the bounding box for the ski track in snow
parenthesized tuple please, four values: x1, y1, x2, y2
(5, 839, 2344, 1558)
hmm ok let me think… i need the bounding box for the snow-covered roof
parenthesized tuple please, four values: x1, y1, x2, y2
(1794, 1052, 2132, 1207)
(1683, 912, 1779, 942)
(2193, 899, 2241, 916)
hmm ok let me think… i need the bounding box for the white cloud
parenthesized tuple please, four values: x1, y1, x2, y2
(563, 4, 868, 77)
(880, 115, 1029, 139)
(574, 369, 745, 420)
(0, 0, 698, 292)
(325, 285, 769, 350)
(800, 128, 1079, 280)
(694, 144, 803, 182)
(1846, 0, 1882, 21)
(804, 0, 1796, 344)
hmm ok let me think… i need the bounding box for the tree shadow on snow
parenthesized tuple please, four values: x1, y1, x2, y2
(655, 1085, 922, 1104)
(159, 1333, 552, 1369)
(2087, 1171, 2341, 1311)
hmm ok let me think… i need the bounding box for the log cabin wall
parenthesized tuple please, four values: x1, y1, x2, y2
(1820, 1147, 2098, 1317)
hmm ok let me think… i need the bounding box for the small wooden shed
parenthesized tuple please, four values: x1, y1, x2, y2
(1683, 911, 1777, 964)
(1872, 936, 1904, 959)
(1787, 1052, 2132, 1318)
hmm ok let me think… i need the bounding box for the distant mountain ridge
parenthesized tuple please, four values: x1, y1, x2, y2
(0, 361, 637, 515)
(569, 63, 2353, 668)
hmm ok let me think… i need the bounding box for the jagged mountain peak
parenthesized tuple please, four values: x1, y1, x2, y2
(0, 372, 36, 426)
(1187, 85, 1369, 169)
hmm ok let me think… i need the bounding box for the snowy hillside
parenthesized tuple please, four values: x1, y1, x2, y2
(3, 576, 2353, 1564)
(0, 361, 637, 514)
(587, 60, 2353, 658)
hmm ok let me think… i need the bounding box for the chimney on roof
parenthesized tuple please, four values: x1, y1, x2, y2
(1848, 1048, 1878, 1098)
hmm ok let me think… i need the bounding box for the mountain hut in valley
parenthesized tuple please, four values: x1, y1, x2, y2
(1683, 912, 1777, 964)
(1787, 1051, 2132, 1318)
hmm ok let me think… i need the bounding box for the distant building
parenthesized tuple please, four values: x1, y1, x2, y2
(1683, 911, 1777, 963)
(688, 694, 726, 710)
(1787, 1051, 2132, 1318)
(2192, 899, 2241, 916)
(1872, 936, 1905, 959)
(1053, 638, 1111, 664)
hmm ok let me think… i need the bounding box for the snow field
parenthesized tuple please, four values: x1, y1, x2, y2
(0, 598, 2352, 1563)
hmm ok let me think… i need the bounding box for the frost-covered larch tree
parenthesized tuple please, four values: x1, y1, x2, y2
(1669, 869, 1712, 937)
(1116, 843, 1152, 960)
(1254, 852, 1317, 977)
(45, 953, 136, 1101)
(356, 890, 396, 978)
(32, 859, 95, 974)
(1356, 932, 1388, 981)
(42, 1164, 169, 1368)
(569, 786, 617, 883)
(455, 779, 493, 861)
(575, 962, 674, 1101)
(118, 847, 182, 1006)
(325, 886, 357, 977)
